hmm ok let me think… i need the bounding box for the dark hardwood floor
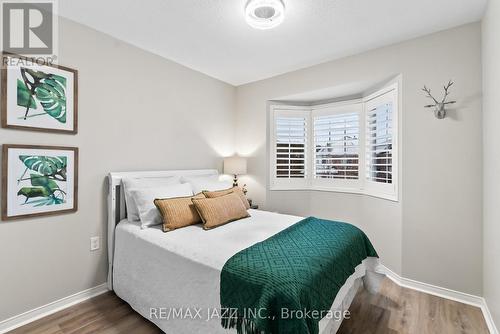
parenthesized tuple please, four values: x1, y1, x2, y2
(8, 278, 489, 334)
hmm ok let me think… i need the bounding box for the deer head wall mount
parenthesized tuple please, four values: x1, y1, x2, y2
(422, 80, 456, 119)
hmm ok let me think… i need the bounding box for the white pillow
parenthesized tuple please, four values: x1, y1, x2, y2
(122, 176, 181, 221)
(130, 183, 193, 229)
(182, 175, 232, 194)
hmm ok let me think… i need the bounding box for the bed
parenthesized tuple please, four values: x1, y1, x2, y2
(107, 170, 381, 334)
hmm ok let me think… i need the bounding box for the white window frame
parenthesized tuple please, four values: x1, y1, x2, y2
(363, 84, 399, 201)
(269, 106, 312, 191)
(269, 83, 400, 202)
(311, 101, 364, 192)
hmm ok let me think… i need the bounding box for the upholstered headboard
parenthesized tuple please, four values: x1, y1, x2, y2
(106, 169, 219, 290)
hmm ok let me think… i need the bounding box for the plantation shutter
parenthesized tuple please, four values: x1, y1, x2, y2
(270, 83, 397, 199)
(365, 93, 395, 184)
(274, 114, 308, 179)
(314, 113, 360, 180)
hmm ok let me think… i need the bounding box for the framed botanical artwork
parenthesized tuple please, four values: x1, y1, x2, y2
(1, 52, 78, 134)
(2, 144, 78, 220)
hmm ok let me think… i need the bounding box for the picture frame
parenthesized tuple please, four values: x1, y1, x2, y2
(1, 52, 78, 134)
(2, 144, 79, 220)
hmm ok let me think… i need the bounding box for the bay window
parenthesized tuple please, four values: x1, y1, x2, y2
(269, 83, 399, 201)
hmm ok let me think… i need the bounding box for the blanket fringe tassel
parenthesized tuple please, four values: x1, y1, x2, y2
(221, 311, 260, 334)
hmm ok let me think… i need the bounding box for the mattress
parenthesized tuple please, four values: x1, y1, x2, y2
(113, 209, 377, 334)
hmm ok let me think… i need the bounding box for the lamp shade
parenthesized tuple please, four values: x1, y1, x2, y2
(224, 156, 247, 176)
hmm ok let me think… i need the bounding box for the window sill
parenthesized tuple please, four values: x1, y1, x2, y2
(269, 186, 399, 202)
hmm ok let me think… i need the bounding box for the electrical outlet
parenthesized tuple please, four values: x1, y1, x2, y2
(90, 236, 100, 251)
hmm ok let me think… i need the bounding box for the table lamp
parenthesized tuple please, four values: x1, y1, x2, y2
(224, 156, 247, 187)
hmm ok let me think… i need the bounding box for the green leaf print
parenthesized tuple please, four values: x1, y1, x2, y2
(29, 174, 60, 194)
(17, 187, 50, 203)
(16, 155, 68, 207)
(17, 79, 37, 109)
(18, 68, 67, 123)
(19, 155, 67, 178)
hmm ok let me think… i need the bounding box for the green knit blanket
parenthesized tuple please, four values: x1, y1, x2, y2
(220, 217, 378, 334)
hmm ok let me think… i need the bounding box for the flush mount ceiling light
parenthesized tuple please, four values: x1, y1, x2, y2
(245, 0, 285, 30)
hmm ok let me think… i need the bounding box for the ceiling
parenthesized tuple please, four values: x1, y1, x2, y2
(59, 0, 488, 86)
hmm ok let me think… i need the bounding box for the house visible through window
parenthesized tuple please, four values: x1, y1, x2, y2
(314, 112, 360, 180)
(269, 83, 399, 200)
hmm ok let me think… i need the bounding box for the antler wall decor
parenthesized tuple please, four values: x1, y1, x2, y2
(422, 80, 457, 119)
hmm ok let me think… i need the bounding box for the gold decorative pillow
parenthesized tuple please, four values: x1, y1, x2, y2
(192, 193, 250, 230)
(202, 186, 250, 209)
(154, 193, 205, 232)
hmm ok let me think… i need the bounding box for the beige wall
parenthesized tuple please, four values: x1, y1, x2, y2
(236, 23, 483, 295)
(0, 18, 236, 322)
(482, 0, 500, 327)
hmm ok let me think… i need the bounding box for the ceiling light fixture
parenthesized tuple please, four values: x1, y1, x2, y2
(245, 0, 285, 30)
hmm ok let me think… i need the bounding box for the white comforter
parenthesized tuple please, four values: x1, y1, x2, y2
(113, 209, 376, 334)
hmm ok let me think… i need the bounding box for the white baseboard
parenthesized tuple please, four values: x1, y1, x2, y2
(376, 265, 498, 334)
(0, 284, 108, 334)
(482, 300, 500, 334)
